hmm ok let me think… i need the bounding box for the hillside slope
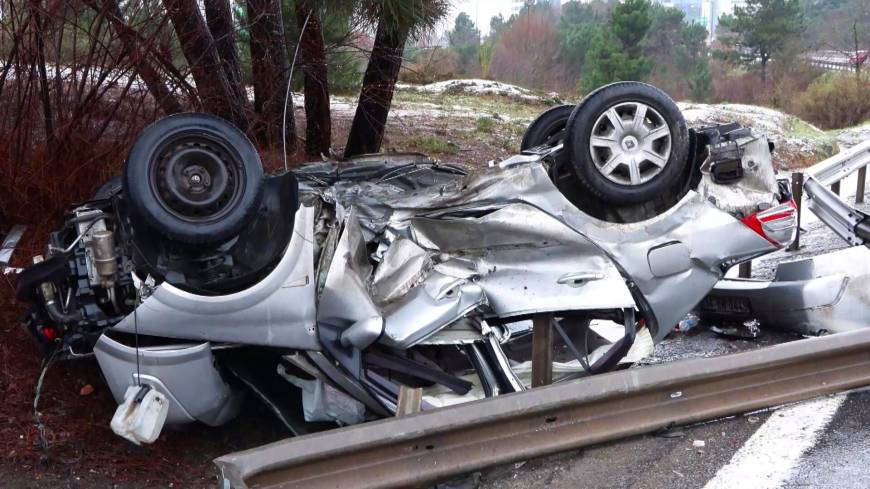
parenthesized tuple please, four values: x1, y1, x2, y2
(311, 80, 868, 170)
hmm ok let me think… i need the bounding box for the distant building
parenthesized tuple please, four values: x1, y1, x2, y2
(670, 0, 705, 23)
(651, 0, 746, 41)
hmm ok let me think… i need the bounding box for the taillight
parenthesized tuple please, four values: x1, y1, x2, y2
(741, 200, 798, 247)
(41, 326, 57, 342)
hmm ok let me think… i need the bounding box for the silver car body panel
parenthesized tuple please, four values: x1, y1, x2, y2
(0, 224, 26, 268)
(703, 139, 870, 336)
(318, 157, 778, 344)
(111, 205, 319, 350)
(706, 246, 870, 335)
(379, 271, 487, 348)
(316, 209, 380, 329)
(402, 203, 637, 316)
(93, 335, 241, 426)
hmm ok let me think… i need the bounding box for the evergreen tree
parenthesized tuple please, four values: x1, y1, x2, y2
(581, 0, 652, 92)
(718, 0, 806, 81)
(681, 22, 711, 100)
(448, 12, 481, 76)
(558, 0, 611, 76)
(345, 0, 450, 157)
(489, 14, 507, 40)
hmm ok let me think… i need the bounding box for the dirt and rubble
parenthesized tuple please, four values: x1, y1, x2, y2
(1, 80, 866, 488)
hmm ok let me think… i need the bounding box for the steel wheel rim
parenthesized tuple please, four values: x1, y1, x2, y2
(588, 102, 672, 186)
(150, 135, 245, 224)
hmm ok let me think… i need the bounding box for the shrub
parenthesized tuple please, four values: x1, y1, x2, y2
(475, 116, 496, 132)
(710, 64, 766, 105)
(407, 136, 460, 154)
(399, 47, 458, 85)
(709, 58, 823, 110)
(795, 72, 870, 130)
(490, 9, 573, 92)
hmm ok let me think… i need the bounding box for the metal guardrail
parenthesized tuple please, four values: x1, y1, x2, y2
(214, 328, 870, 489)
(803, 140, 870, 246)
(805, 140, 870, 188)
(806, 51, 860, 72)
(787, 141, 870, 251)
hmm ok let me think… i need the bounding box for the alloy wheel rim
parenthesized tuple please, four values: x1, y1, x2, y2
(588, 102, 672, 186)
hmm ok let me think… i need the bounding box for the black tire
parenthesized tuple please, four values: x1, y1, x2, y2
(123, 113, 264, 245)
(520, 104, 574, 150)
(565, 82, 689, 205)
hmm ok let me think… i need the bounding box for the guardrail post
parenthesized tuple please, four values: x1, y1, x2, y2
(396, 386, 422, 416)
(531, 313, 553, 387)
(831, 181, 841, 196)
(788, 172, 804, 252)
(857, 167, 866, 204)
(738, 261, 752, 278)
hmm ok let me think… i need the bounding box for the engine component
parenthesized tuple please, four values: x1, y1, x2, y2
(92, 229, 117, 287)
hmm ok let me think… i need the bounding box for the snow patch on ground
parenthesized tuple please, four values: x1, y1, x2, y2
(398, 79, 561, 103)
(837, 123, 870, 149)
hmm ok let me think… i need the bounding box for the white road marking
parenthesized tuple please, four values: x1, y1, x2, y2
(703, 394, 845, 489)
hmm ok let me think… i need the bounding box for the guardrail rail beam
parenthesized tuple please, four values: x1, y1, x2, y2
(215, 328, 870, 489)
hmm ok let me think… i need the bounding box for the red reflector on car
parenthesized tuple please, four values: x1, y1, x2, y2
(741, 200, 798, 247)
(42, 326, 57, 341)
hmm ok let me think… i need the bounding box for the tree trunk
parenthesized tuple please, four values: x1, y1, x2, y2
(163, 0, 247, 130)
(246, 0, 294, 148)
(94, 0, 183, 115)
(854, 22, 861, 78)
(30, 1, 54, 145)
(205, 0, 245, 105)
(295, 0, 331, 157)
(344, 18, 409, 158)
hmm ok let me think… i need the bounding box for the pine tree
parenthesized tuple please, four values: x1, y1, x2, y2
(719, 0, 806, 81)
(581, 0, 652, 93)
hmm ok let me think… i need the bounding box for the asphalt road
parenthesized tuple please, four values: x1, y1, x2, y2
(441, 329, 870, 489)
(468, 388, 870, 489)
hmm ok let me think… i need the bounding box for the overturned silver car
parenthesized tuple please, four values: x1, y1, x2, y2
(16, 82, 798, 440)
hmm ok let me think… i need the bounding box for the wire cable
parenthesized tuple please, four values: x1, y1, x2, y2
(133, 285, 142, 386)
(283, 12, 312, 172)
(33, 345, 59, 449)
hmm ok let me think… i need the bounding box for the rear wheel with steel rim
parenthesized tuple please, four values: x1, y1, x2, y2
(150, 136, 245, 225)
(565, 82, 689, 206)
(124, 113, 264, 245)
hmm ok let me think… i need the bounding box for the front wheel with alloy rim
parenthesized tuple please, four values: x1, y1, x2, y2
(123, 113, 264, 245)
(565, 82, 689, 205)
